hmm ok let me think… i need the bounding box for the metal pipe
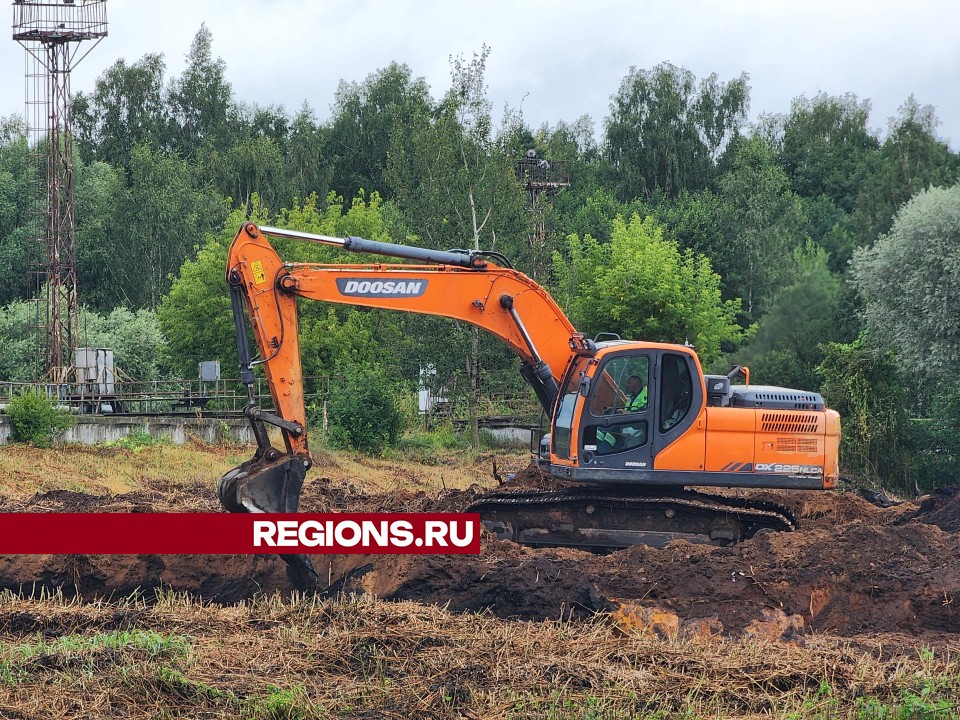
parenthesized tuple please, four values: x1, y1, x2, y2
(258, 226, 347, 248)
(259, 226, 484, 269)
(499, 294, 559, 413)
(503, 299, 542, 364)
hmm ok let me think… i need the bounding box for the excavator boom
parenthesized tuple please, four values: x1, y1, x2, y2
(219, 222, 578, 516)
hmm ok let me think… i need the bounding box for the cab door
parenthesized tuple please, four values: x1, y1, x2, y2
(650, 350, 707, 471)
(579, 352, 654, 470)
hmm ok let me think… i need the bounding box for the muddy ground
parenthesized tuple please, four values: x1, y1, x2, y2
(1, 469, 959, 644)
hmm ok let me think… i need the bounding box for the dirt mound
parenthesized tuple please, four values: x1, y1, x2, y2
(1, 482, 958, 640)
(328, 519, 960, 639)
(907, 486, 960, 532)
(320, 486, 959, 638)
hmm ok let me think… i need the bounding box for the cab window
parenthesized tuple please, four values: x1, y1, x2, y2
(660, 353, 693, 432)
(583, 354, 650, 456)
(552, 364, 584, 459)
(588, 356, 649, 417)
(584, 419, 648, 456)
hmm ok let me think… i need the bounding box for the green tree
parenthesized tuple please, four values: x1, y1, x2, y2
(534, 116, 611, 257)
(717, 136, 809, 319)
(0, 299, 41, 381)
(0, 116, 36, 304)
(818, 335, 911, 491)
(852, 97, 960, 244)
(247, 104, 290, 152)
(212, 135, 287, 213)
(908, 383, 960, 493)
(776, 93, 880, 212)
(119, 143, 225, 308)
(648, 189, 738, 296)
(0, 299, 165, 382)
(166, 24, 237, 156)
(73, 53, 168, 169)
(387, 47, 530, 447)
(851, 183, 960, 391)
(605, 62, 749, 200)
(5, 390, 73, 448)
(285, 103, 332, 202)
(535, 116, 600, 166)
(558, 187, 650, 247)
(328, 62, 431, 200)
(0, 225, 33, 305)
(553, 214, 743, 365)
(326, 366, 405, 453)
(797, 193, 857, 272)
(75, 159, 127, 310)
(388, 48, 527, 254)
(84, 307, 166, 381)
(732, 244, 845, 391)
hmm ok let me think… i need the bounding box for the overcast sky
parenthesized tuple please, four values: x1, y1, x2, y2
(3, 0, 959, 149)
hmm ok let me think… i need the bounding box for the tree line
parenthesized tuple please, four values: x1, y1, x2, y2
(1, 26, 959, 492)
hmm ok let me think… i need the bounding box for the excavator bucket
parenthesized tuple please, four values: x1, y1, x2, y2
(217, 453, 308, 514)
(218, 454, 320, 590)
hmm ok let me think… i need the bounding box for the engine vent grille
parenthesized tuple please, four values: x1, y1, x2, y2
(775, 437, 819, 453)
(761, 413, 821, 434)
(730, 385, 825, 411)
(757, 392, 818, 403)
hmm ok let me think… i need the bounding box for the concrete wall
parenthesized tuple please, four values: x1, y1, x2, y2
(0, 415, 254, 446)
(0, 414, 536, 448)
(482, 426, 537, 447)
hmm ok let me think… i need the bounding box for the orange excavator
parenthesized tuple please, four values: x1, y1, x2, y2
(218, 222, 840, 577)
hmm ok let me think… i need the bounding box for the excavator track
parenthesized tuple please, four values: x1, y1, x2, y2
(466, 488, 797, 551)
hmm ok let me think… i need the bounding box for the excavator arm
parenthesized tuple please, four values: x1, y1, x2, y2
(218, 222, 581, 518)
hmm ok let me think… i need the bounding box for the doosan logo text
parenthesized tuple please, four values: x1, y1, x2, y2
(336, 278, 428, 298)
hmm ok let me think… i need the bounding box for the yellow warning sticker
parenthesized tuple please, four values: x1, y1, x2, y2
(251, 260, 266, 285)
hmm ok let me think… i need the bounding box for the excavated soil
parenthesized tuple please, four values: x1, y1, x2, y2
(1, 468, 959, 642)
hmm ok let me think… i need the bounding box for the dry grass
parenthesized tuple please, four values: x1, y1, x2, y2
(0, 439, 522, 500)
(0, 590, 956, 719)
(0, 441, 250, 497)
(0, 440, 957, 718)
(323, 447, 527, 494)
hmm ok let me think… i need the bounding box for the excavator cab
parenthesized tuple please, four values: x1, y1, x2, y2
(544, 340, 837, 493)
(549, 343, 702, 479)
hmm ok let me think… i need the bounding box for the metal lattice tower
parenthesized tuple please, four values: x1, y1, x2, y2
(517, 150, 569, 245)
(13, 0, 107, 382)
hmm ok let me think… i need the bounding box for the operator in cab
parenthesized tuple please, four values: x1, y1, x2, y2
(621, 374, 647, 413)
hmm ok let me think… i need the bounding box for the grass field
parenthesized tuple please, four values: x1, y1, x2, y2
(0, 437, 957, 719)
(0, 434, 527, 498)
(0, 589, 957, 719)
